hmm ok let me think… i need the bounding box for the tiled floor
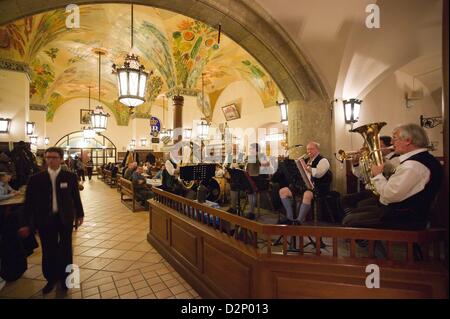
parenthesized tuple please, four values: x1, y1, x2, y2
(0, 178, 200, 299)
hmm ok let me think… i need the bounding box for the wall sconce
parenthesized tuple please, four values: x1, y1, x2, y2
(140, 138, 147, 147)
(420, 115, 443, 129)
(130, 139, 136, 148)
(26, 121, 35, 135)
(44, 137, 49, 145)
(0, 118, 11, 134)
(277, 99, 288, 125)
(184, 128, 192, 139)
(167, 129, 173, 138)
(29, 136, 38, 145)
(343, 99, 362, 124)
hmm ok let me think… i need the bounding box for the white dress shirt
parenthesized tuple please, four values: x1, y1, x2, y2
(385, 151, 396, 160)
(352, 154, 400, 187)
(48, 166, 62, 213)
(308, 155, 330, 178)
(371, 148, 430, 205)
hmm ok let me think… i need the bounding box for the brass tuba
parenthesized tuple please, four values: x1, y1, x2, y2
(350, 122, 386, 195)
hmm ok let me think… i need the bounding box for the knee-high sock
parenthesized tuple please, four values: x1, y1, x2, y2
(247, 193, 256, 213)
(297, 203, 311, 223)
(230, 190, 238, 209)
(281, 197, 294, 220)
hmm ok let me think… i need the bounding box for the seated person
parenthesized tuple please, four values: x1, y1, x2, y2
(154, 164, 164, 179)
(0, 171, 19, 201)
(161, 158, 183, 195)
(111, 164, 119, 178)
(279, 142, 331, 224)
(131, 166, 153, 208)
(143, 162, 153, 178)
(124, 162, 138, 180)
(342, 124, 442, 230)
(215, 164, 224, 178)
(228, 143, 270, 220)
(341, 136, 399, 214)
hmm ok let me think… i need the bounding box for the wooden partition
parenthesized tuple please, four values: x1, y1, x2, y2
(148, 188, 448, 299)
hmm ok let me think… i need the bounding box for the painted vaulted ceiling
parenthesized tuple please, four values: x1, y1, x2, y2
(0, 3, 280, 125)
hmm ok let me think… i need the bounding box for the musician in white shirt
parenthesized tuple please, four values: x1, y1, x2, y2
(342, 124, 442, 230)
(343, 136, 400, 213)
(279, 142, 331, 224)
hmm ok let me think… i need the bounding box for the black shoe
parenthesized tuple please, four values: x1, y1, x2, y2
(42, 281, 56, 294)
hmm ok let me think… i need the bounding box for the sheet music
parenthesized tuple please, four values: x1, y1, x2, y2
(295, 158, 314, 190)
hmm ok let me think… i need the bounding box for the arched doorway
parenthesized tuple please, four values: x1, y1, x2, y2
(55, 131, 117, 170)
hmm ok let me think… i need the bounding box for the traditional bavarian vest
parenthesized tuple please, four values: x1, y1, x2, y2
(386, 151, 442, 229)
(306, 154, 332, 196)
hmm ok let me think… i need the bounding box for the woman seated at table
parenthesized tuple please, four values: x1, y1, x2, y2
(0, 171, 19, 201)
(154, 164, 164, 179)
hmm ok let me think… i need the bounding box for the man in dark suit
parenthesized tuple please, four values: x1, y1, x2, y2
(18, 147, 84, 294)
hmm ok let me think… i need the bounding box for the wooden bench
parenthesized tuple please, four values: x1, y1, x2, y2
(103, 169, 118, 188)
(118, 177, 145, 212)
(97, 167, 104, 180)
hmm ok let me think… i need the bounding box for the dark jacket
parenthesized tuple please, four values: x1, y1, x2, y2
(23, 169, 84, 230)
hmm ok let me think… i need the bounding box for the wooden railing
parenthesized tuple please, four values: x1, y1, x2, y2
(151, 188, 447, 264)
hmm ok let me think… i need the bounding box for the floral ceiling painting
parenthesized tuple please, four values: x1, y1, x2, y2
(0, 4, 280, 125)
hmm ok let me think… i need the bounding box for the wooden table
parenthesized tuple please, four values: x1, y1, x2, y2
(0, 193, 25, 206)
(0, 193, 25, 222)
(146, 178, 162, 187)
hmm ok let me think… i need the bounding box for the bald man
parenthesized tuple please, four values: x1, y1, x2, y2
(279, 142, 332, 224)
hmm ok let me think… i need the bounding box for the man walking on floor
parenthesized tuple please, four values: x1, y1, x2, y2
(19, 147, 84, 294)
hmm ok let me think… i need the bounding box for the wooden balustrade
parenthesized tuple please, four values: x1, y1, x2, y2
(149, 188, 448, 298)
(151, 187, 446, 264)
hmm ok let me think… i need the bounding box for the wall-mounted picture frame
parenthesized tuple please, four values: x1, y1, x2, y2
(80, 109, 91, 125)
(221, 103, 240, 121)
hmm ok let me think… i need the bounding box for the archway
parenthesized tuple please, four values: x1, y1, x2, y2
(55, 130, 117, 169)
(0, 0, 327, 103)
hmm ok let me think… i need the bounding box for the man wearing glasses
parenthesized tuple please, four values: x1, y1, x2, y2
(342, 124, 442, 230)
(18, 147, 84, 294)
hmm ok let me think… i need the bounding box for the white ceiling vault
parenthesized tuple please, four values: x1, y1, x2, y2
(0, 0, 444, 113)
(255, 0, 443, 99)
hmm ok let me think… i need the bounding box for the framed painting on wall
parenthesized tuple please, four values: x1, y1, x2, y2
(221, 103, 240, 121)
(80, 109, 91, 125)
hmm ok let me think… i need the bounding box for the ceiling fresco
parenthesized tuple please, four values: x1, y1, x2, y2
(0, 4, 280, 125)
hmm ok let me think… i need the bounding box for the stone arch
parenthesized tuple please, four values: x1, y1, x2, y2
(0, 0, 328, 104)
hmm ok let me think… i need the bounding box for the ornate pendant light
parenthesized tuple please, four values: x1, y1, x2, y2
(91, 49, 110, 132)
(83, 86, 96, 139)
(197, 73, 210, 140)
(158, 94, 170, 138)
(112, 4, 151, 107)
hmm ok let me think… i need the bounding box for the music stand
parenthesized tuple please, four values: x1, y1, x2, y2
(180, 164, 216, 181)
(228, 168, 257, 216)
